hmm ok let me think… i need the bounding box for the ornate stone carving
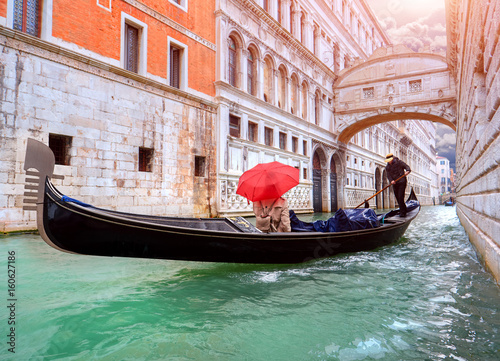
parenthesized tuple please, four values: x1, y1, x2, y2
(240, 12, 249, 27)
(276, 39, 283, 53)
(258, 26, 267, 42)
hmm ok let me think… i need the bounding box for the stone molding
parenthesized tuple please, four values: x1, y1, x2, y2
(0, 26, 217, 113)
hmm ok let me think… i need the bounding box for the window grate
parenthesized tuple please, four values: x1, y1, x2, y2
(409, 79, 422, 92)
(14, 0, 41, 37)
(125, 24, 139, 73)
(170, 46, 180, 88)
(363, 87, 374, 99)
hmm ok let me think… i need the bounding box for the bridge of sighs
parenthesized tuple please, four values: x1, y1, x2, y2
(312, 45, 457, 211)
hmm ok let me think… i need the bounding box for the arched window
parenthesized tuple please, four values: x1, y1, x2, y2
(247, 50, 256, 95)
(228, 37, 237, 87)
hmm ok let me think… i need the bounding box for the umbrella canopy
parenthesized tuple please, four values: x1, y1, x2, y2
(236, 161, 300, 202)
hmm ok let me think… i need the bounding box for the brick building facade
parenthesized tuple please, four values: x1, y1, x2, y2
(0, 0, 218, 231)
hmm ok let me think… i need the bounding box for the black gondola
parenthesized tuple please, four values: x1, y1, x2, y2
(23, 139, 420, 264)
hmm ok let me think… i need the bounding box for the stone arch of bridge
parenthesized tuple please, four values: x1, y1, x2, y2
(333, 46, 457, 144)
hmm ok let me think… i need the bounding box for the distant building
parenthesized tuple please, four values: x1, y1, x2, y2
(436, 156, 451, 194)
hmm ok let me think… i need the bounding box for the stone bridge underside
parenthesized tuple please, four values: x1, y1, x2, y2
(333, 46, 457, 143)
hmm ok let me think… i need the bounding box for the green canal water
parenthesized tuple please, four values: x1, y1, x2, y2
(1, 206, 499, 360)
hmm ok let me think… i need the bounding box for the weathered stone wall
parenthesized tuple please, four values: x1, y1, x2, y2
(0, 29, 217, 232)
(447, 0, 500, 283)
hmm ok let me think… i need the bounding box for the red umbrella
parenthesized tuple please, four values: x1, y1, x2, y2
(236, 161, 300, 202)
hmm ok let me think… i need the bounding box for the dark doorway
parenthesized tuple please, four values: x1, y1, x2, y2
(313, 152, 322, 212)
(313, 169, 322, 212)
(330, 158, 338, 212)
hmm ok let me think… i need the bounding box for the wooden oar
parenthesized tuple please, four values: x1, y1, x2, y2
(354, 172, 410, 209)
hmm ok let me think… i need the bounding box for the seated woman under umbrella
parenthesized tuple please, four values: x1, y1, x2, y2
(236, 161, 297, 233)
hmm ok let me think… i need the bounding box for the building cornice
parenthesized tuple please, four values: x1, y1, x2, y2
(0, 26, 218, 112)
(224, 1, 337, 81)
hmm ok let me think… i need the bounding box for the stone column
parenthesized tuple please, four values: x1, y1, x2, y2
(308, 91, 315, 122)
(241, 49, 249, 94)
(304, 15, 314, 51)
(291, 3, 301, 40)
(313, 25, 321, 57)
(258, 58, 265, 100)
(272, 68, 278, 106)
(284, 76, 290, 112)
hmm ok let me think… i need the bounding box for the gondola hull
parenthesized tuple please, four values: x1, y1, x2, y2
(24, 138, 420, 264)
(41, 180, 419, 264)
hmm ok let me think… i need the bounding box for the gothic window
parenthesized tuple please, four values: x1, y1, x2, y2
(228, 38, 237, 87)
(13, 0, 41, 37)
(263, 58, 273, 103)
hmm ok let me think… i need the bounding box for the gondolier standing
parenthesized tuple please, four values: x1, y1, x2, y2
(385, 153, 411, 217)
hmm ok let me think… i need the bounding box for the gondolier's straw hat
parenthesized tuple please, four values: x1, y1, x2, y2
(385, 153, 394, 162)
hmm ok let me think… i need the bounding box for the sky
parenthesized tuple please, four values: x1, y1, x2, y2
(365, 0, 456, 170)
